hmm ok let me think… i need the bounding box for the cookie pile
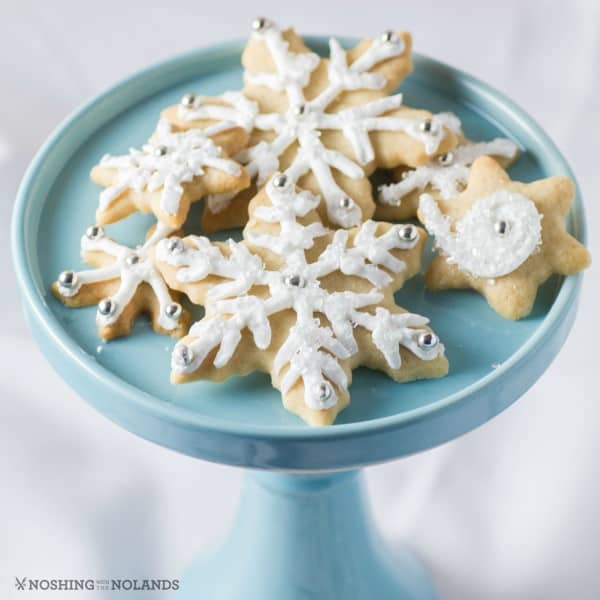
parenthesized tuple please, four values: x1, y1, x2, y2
(52, 19, 590, 425)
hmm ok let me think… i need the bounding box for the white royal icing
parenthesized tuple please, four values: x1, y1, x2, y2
(419, 190, 542, 278)
(57, 222, 184, 330)
(158, 175, 444, 411)
(177, 21, 457, 226)
(97, 118, 241, 217)
(378, 137, 519, 206)
(177, 91, 259, 132)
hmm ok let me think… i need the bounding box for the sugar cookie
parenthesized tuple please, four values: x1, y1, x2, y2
(52, 223, 190, 340)
(419, 156, 591, 319)
(155, 173, 448, 426)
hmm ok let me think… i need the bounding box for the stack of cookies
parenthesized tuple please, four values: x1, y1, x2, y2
(52, 19, 590, 426)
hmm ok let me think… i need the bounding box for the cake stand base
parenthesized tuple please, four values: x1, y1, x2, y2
(178, 470, 435, 599)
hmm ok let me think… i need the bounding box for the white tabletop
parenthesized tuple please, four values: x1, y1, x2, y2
(2, 1, 599, 598)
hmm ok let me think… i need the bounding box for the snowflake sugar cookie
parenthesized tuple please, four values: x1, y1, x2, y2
(418, 156, 591, 320)
(164, 18, 460, 232)
(377, 135, 519, 221)
(52, 222, 190, 340)
(91, 118, 250, 229)
(154, 173, 448, 426)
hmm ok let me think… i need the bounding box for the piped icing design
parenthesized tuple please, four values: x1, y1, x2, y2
(97, 118, 242, 217)
(419, 190, 542, 278)
(175, 19, 459, 226)
(54, 222, 188, 336)
(379, 138, 519, 206)
(156, 174, 445, 414)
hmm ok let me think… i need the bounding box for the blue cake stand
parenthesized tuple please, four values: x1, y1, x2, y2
(12, 37, 587, 599)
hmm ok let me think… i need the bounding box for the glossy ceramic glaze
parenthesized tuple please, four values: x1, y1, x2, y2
(13, 38, 585, 473)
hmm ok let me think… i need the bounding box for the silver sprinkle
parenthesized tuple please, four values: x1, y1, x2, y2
(58, 270, 77, 289)
(418, 332, 438, 349)
(165, 302, 183, 320)
(166, 237, 184, 253)
(85, 224, 104, 240)
(272, 173, 288, 188)
(98, 298, 116, 317)
(398, 224, 418, 242)
(494, 220, 510, 236)
(438, 152, 454, 166)
(173, 344, 194, 367)
(181, 93, 196, 107)
(252, 17, 269, 31)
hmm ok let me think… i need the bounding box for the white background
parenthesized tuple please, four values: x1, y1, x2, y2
(1, 1, 599, 598)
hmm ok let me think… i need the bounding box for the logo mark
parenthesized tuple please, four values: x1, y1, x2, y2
(15, 578, 27, 591)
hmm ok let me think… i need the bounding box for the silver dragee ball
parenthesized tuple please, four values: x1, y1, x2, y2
(58, 270, 77, 289)
(418, 332, 438, 349)
(285, 274, 305, 288)
(293, 104, 307, 116)
(381, 30, 398, 43)
(339, 196, 354, 209)
(272, 173, 288, 188)
(166, 237, 184, 253)
(419, 118, 434, 133)
(154, 145, 168, 157)
(181, 93, 196, 107)
(494, 220, 510, 236)
(397, 224, 418, 242)
(318, 381, 333, 403)
(165, 302, 183, 320)
(173, 344, 194, 367)
(85, 224, 104, 240)
(252, 17, 270, 31)
(438, 152, 454, 166)
(98, 298, 116, 317)
(125, 254, 140, 267)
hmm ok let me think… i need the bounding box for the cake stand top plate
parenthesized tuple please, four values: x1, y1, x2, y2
(12, 37, 586, 471)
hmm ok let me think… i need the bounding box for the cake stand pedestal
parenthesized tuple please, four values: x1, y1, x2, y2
(12, 35, 587, 600)
(182, 470, 433, 599)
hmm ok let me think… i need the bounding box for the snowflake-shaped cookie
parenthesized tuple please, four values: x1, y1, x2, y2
(376, 134, 519, 221)
(155, 173, 448, 426)
(91, 118, 249, 229)
(418, 156, 591, 319)
(52, 222, 190, 340)
(164, 18, 460, 232)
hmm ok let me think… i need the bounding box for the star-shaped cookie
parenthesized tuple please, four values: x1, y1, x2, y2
(418, 156, 591, 319)
(91, 118, 250, 229)
(154, 173, 448, 425)
(52, 223, 190, 340)
(163, 19, 459, 232)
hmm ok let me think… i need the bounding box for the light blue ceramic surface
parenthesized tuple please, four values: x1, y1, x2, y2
(12, 38, 585, 472)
